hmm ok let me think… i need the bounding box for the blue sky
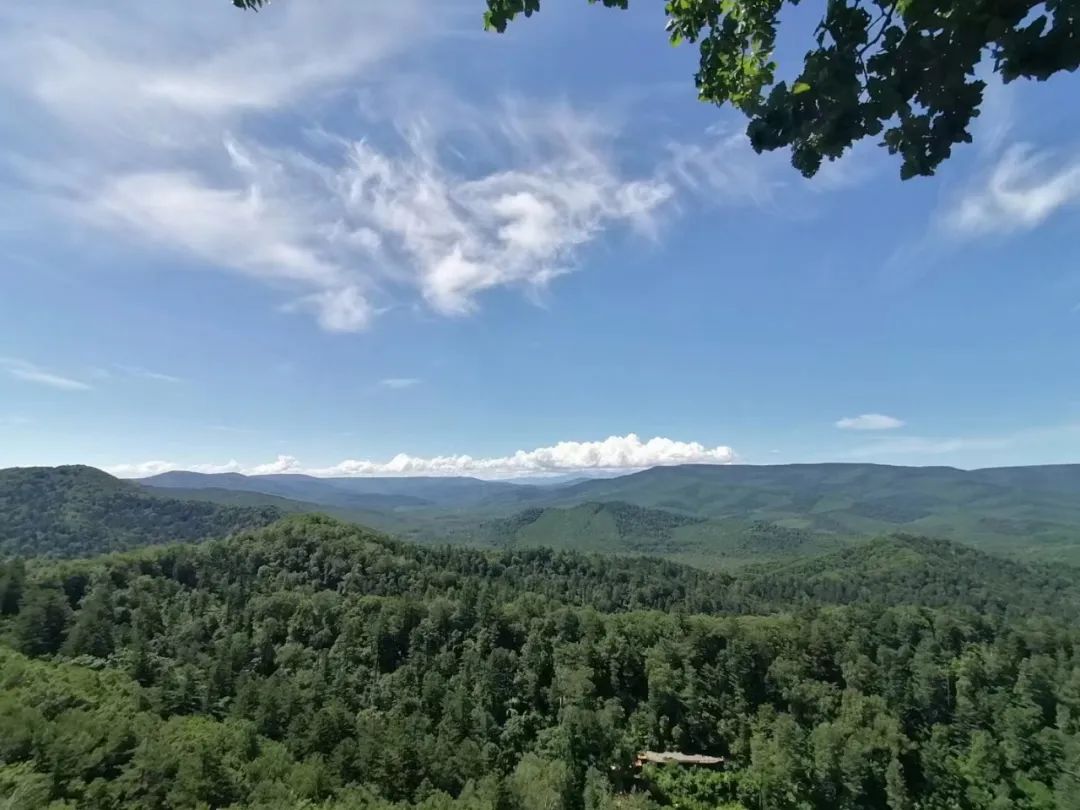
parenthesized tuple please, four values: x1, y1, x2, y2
(2, 0, 1080, 477)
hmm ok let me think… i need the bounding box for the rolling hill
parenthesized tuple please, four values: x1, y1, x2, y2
(0, 466, 283, 557)
(449, 502, 854, 568)
(139, 471, 435, 510)
(517, 463, 1080, 561)
(140, 470, 526, 508)
(735, 533, 1080, 619)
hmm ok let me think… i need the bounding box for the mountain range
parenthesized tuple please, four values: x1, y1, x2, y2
(137, 461, 1080, 565)
(4, 461, 1080, 565)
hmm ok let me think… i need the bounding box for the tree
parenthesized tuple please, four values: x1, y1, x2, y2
(479, 0, 1079, 179)
(0, 559, 26, 615)
(62, 580, 115, 659)
(14, 588, 71, 656)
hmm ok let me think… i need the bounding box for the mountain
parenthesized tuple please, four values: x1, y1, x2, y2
(520, 463, 1080, 562)
(968, 463, 1080, 496)
(482, 501, 706, 553)
(139, 471, 435, 510)
(138, 484, 421, 535)
(86, 462, 1080, 565)
(371, 462, 1080, 564)
(0, 466, 282, 557)
(737, 533, 1080, 619)
(451, 502, 853, 568)
(140, 470, 527, 508)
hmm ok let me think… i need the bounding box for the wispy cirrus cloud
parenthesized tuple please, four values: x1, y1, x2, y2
(662, 125, 783, 207)
(379, 378, 421, 389)
(88, 107, 674, 328)
(841, 422, 1080, 464)
(120, 366, 183, 384)
(0, 0, 438, 332)
(100, 365, 183, 384)
(106, 432, 737, 479)
(0, 1, 835, 333)
(1, 1, 433, 137)
(0, 357, 91, 391)
(333, 111, 674, 317)
(946, 143, 1080, 237)
(835, 413, 905, 431)
(882, 85, 1079, 289)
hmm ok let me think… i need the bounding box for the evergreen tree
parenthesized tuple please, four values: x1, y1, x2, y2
(14, 587, 71, 656)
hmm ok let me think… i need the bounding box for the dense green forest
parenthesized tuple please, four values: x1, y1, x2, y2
(463, 504, 855, 570)
(2, 515, 1080, 809)
(0, 467, 281, 557)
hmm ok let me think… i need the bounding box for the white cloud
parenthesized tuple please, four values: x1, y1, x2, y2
(116, 365, 183, 384)
(1, 2, 851, 333)
(1, 1, 677, 332)
(92, 170, 345, 286)
(107, 433, 736, 479)
(380, 378, 421, 389)
(972, 77, 1015, 158)
(73, 103, 672, 330)
(292, 286, 374, 333)
(835, 413, 905, 431)
(0, 357, 91, 391)
(1, 1, 431, 139)
(662, 126, 783, 206)
(249, 455, 302, 476)
(329, 109, 674, 317)
(841, 423, 1080, 463)
(946, 143, 1080, 236)
(107, 459, 244, 478)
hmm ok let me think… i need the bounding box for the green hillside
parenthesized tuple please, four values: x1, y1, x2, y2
(488, 502, 703, 553)
(0, 466, 282, 557)
(455, 502, 853, 569)
(737, 533, 1080, 619)
(138, 484, 406, 530)
(532, 463, 1080, 562)
(2, 516, 1079, 809)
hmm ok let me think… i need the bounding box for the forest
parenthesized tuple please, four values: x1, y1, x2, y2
(0, 467, 280, 558)
(2, 514, 1080, 809)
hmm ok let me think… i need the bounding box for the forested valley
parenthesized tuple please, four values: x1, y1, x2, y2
(2, 513, 1080, 809)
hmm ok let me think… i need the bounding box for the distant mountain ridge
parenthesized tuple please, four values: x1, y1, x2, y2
(141, 470, 526, 508)
(7, 462, 1080, 565)
(135, 461, 1080, 564)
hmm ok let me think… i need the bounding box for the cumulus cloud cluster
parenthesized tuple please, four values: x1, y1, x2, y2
(106, 433, 736, 479)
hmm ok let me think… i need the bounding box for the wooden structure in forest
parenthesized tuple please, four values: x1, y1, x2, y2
(633, 751, 725, 768)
